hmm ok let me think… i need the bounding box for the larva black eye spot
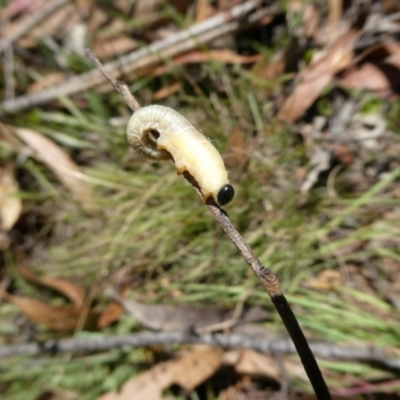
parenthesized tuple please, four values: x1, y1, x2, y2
(217, 184, 235, 206)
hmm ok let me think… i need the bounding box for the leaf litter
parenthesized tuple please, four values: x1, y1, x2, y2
(98, 345, 224, 400)
(0, 267, 99, 331)
(2, 0, 400, 399)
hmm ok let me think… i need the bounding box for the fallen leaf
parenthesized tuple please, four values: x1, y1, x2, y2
(279, 29, 359, 122)
(327, 0, 343, 40)
(92, 36, 138, 60)
(149, 49, 263, 78)
(28, 72, 66, 93)
(18, 267, 86, 307)
(340, 61, 400, 96)
(98, 346, 223, 400)
(0, 268, 100, 331)
(195, 0, 213, 21)
(337, 40, 400, 96)
(227, 349, 281, 381)
(0, 288, 98, 331)
(173, 49, 263, 65)
(0, 166, 22, 231)
(14, 127, 94, 210)
(18, 4, 79, 49)
(224, 349, 308, 382)
(305, 269, 343, 291)
(153, 82, 182, 100)
(384, 0, 400, 13)
(74, 0, 93, 17)
(97, 301, 124, 329)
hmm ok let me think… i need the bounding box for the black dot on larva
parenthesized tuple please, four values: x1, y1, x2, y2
(217, 184, 235, 206)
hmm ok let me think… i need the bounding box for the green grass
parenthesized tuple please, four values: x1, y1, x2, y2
(2, 4, 400, 398)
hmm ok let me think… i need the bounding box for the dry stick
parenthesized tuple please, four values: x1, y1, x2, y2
(0, 0, 69, 53)
(0, 0, 279, 115)
(86, 49, 140, 112)
(86, 54, 332, 400)
(0, 331, 397, 369)
(187, 176, 332, 400)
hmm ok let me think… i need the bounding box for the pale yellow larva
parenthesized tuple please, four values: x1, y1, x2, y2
(127, 105, 234, 206)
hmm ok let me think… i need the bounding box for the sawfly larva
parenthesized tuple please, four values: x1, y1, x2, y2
(127, 105, 234, 206)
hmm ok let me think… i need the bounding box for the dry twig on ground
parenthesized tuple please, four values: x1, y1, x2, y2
(0, 0, 281, 115)
(0, 331, 398, 370)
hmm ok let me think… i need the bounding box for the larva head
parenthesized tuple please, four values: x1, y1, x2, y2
(216, 184, 235, 206)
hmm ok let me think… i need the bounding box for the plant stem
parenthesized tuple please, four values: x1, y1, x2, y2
(88, 45, 332, 400)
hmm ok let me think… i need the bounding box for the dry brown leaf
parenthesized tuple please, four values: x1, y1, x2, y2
(328, 0, 343, 39)
(0, 267, 99, 330)
(173, 49, 263, 65)
(340, 61, 400, 96)
(0, 166, 22, 231)
(195, 0, 213, 21)
(98, 346, 223, 400)
(153, 82, 182, 100)
(74, 0, 93, 18)
(130, 49, 261, 82)
(340, 41, 400, 97)
(384, 0, 400, 13)
(14, 127, 94, 210)
(18, 267, 87, 307)
(0, 289, 99, 331)
(304, 3, 321, 39)
(28, 72, 66, 93)
(228, 349, 281, 381)
(97, 301, 124, 329)
(92, 36, 138, 60)
(17, 4, 79, 49)
(225, 349, 308, 382)
(305, 269, 343, 291)
(279, 29, 359, 122)
(148, 50, 263, 79)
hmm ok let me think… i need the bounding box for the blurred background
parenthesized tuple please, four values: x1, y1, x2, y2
(1, 0, 400, 399)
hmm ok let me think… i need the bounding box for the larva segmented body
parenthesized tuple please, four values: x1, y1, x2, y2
(127, 105, 234, 206)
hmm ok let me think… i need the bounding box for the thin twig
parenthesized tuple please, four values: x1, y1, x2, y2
(0, 0, 69, 53)
(0, 331, 398, 370)
(85, 49, 140, 112)
(87, 34, 331, 400)
(184, 175, 332, 399)
(0, 0, 282, 115)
